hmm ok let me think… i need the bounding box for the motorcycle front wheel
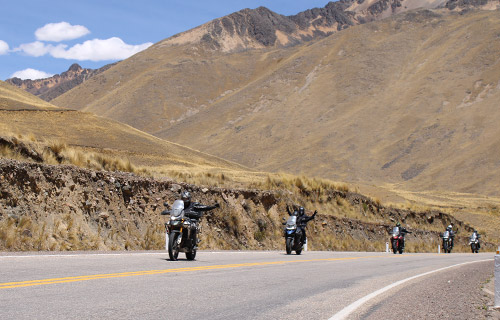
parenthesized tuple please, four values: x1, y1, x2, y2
(168, 233, 180, 261)
(392, 240, 398, 254)
(286, 238, 292, 255)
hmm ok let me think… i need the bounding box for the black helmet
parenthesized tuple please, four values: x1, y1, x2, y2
(299, 207, 305, 215)
(181, 191, 191, 204)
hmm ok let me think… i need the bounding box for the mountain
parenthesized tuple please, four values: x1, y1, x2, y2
(51, 1, 500, 198)
(6, 63, 116, 101)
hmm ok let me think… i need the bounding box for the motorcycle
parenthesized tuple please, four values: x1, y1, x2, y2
(284, 215, 304, 255)
(390, 226, 405, 254)
(441, 230, 453, 253)
(162, 200, 199, 261)
(469, 233, 480, 253)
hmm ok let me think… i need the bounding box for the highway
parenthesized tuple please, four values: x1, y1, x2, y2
(0, 251, 494, 319)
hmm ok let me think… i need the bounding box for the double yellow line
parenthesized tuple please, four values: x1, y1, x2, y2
(0, 256, 372, 290)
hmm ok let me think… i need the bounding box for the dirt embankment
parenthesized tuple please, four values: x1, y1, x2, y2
(0, 159, 493, 252)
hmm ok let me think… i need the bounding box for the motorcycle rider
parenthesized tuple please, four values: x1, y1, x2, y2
(446, 224, 455, 248)
(393, 222, 411, 248)
(297, 206, 317, 244)
(179, 191, 219, 248)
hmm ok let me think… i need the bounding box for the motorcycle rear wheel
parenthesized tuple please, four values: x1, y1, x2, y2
(168, 233, 180, 261)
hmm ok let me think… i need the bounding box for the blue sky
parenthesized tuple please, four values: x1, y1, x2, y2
(0, 0, 330, 80)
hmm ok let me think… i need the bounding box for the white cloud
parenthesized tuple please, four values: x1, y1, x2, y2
(35, 22, 90, 42)
(50, 37, 153, 61)
(11, 68, 53, 80)
(14, 41, 54, 57)
(0, 40, 9, 55)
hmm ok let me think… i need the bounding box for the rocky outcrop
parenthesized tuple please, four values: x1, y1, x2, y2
(0, 158, 493, 252)
(6, 63, 116, 102)
(163, 0, 499, 52)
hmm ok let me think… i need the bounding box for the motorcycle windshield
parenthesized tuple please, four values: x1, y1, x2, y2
(171, 200, 184, 219)
(470, 234, 477, 241)
(286, 216, 297, 228)
(392, 227, 400, 236)
(443, 231, 450, 238)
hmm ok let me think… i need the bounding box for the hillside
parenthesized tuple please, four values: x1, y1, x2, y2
(0, 80, 245, 174)
(0, 81, 63, 111)
(51, 5, 500, 200)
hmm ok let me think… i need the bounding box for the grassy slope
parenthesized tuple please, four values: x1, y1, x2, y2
(0, 81, 62, 110)
(0, 81, 247, 175)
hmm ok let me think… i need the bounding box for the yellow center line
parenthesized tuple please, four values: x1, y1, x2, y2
(0, 255, 392, 290)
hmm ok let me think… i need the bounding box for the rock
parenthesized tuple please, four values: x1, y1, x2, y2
(122, 185, 133, 196)
(114, 182, 121, 189)
(7, 213, 19, 222)
(68, 183, 76, 191)
(322, 220, 328, 226)
(201, 188, 209, 193)
(21, 229, 32, 237)
(96, 188, 103, 193)
(170, 184, 182, 192)
(98, 211, 110, 220)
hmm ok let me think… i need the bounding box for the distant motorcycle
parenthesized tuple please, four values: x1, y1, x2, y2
(284, 215, 304, 255)
(469, 233, 480, 253)
(390, 226, 405, 254)
(441, 230, 453, 253)
(162, 200, 199, 261)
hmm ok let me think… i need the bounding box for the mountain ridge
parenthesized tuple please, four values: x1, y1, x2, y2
(6, 63, 116, 101)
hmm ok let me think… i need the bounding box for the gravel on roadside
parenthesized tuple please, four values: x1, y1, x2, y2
(353, 260, 498, 319)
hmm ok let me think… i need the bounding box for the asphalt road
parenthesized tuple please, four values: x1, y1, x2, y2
(0, 251, 495, 319)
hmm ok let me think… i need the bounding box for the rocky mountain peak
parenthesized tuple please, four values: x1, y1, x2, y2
(68, 63, 83, 72)
(160, 0, 499, 52)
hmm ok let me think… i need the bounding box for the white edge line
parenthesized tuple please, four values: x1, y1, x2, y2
(329, 258, 494, 320)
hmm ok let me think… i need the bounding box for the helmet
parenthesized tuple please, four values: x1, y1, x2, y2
(396, 222, 401, 227)
(181, 191, 191, 205)
(446, 226, 452, 231)
(299, 207, 305, 215)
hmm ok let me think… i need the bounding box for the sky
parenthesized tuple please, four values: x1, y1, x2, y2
(0, 0, 331, 81)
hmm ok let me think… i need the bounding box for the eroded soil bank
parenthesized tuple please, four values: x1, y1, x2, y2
(0, 159, 493, 252)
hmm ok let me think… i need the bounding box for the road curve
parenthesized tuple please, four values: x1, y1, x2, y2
(0, 251, 494, 319)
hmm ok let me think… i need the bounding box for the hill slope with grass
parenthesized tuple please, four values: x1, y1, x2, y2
(0, 80, 246, 177)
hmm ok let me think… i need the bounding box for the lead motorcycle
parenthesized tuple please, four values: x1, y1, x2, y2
(284, 215, 304, 255)
(390, 226, 405, 254)
(161, 200, 199, 261)
(441, 230, 453, 253)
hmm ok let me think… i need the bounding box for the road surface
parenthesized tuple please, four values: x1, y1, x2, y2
(0, 251, 494, 319)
